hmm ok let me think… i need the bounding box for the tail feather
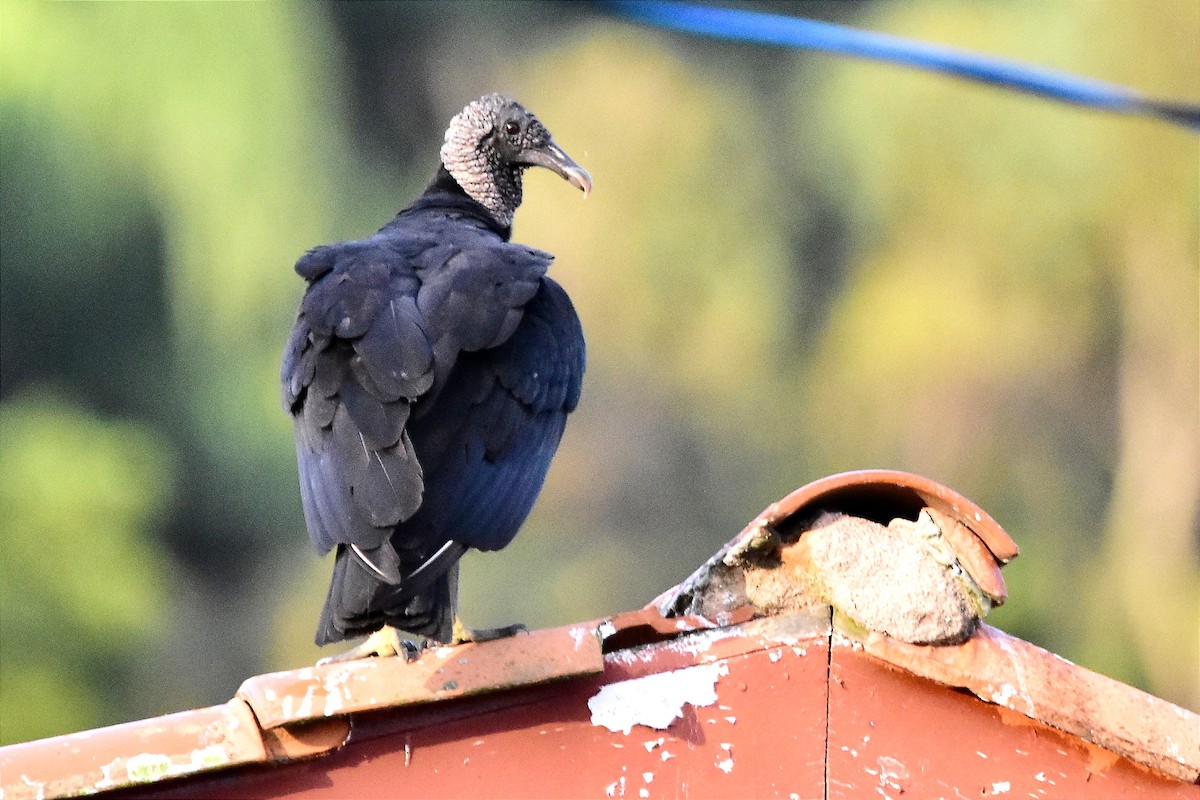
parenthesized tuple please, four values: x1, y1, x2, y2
(315, 545, 459, 645)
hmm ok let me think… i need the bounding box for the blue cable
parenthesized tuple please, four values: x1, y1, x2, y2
(608, 1, 1200, 132)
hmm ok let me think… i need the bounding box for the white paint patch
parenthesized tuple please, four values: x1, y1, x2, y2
(642, 772, 654, 783)
(124, 746, 230, 785)
(93, 758, 120, 791)
(639, 790, 648, 798)
(991, 683, 1018, 706)
(660, 750, 675, 761)
(768, 649, 784, 663)
(715, 742, 735, 773)
(994, 635, 1033, 714)
(990, 781, 1011, 795)
(644, 737, 664, 752)
(569, 625, 592, 651)
(876, 755, 908, 793)
(288, 684, 316, 719)
(20, 775, 47, 800)
(588, 663, 726, 734)
(321, 669, 354, 716)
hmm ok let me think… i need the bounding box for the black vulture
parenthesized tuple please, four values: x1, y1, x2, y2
(281, 93, 590, 657)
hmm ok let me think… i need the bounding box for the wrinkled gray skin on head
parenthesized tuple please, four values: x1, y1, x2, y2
(440, 93, 591, 228)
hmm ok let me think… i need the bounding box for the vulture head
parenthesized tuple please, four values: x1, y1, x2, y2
(440, 93, 592, 227)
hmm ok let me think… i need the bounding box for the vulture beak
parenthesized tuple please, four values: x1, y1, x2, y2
(519, 141, 592, 197)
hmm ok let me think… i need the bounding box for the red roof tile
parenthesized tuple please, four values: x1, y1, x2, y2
(2, 471, 1196, 798)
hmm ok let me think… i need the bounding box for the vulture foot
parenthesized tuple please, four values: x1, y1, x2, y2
(452, 618, 528, 644)
(317, 625, 423, 664)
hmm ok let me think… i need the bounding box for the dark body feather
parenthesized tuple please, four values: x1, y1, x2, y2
(282, 169, 585, 645)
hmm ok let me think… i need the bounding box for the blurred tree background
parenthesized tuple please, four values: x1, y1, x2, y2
(1, 0, 1196, 744)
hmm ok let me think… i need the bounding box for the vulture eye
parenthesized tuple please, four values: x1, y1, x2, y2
(504, 121, 521, 138)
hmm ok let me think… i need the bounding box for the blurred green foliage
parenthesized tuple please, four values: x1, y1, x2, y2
(0, 393, 175, 743)
(1, 0, 1196, 744)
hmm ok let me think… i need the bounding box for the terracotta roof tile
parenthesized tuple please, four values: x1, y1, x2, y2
(2, 471, 1195, 798)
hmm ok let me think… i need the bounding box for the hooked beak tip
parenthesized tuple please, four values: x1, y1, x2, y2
(522, 142, 592, 198)
(569, 166, 593, 198)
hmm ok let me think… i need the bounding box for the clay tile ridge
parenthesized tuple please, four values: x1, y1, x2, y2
(0, 470, 1196, 799)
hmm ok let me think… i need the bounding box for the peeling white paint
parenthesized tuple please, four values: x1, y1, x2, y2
(19, 775, 46, 800)
(994, 636, 1034, 714)
(603, 626, 743, 666)
(833, 632, 865, 651)
(604, 776, 625, 797)
(123, 746, 229, 786)
(93, 758, 122, 791)
(322, 674, 350, 716)
(661, 750, 675, 761)
(715, 743, 735, 773)
(644, 737, 665, 752)
(588, 663, 726, 734)
(299, 684, 319, 718)
(642, 772, 654, 783)
(724, 716, 737, 724)
(768, 649, 784, 663)
(990, 781, 1011, 794)
(639, 791, 648, 798)
(569, 625, 591, 651)
(876, 755, 908, 793)
(991, 683, 1018, 706)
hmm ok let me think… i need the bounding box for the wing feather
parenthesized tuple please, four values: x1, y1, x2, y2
(282, 210, 569, 596)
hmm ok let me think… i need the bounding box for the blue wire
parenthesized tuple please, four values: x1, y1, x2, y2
(608, 1, 1200, 132)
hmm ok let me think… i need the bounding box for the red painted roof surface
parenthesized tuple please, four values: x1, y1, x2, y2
(3, 471, 1197, 799)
